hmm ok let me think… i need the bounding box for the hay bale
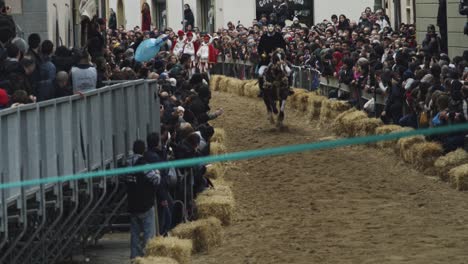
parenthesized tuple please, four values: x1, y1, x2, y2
(397, 136, 426, 161)
(308, 95, 326, 121)
(134, 256, 180, 264)
(243, 81, 259, 98)
(331, 109, 367, 136)
(227, 78, 244, 96)
(449, 164, 468, 191)
(352, 118, 383, 136)
(218, 77, 230, 92)
(145, 237, 192, 264)
(202, 179, 233, 198)
(319, 100, 351, 126)
(210, 142, 227, 155)
(375, 125, 412, 148)
(434, 149, 468, 181)
(170, 217, 223, 253)
(205, 163, 226, 179)
(196, 195, 234, 226)
(211, 128, 226, 144)
(406, 142, 444, 170)
(290, 90, 308, 110)
(210, 75, 222, 92)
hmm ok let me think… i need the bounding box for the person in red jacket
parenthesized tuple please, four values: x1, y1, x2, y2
(141, 2, 152, 32)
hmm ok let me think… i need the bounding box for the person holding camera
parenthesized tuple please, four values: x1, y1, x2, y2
(422, 25, 442, 59)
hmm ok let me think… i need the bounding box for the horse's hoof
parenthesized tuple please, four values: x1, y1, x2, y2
(278, 112, 285, 122)
(276, 120, 283, 128)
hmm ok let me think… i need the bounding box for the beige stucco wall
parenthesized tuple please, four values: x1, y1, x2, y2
(416, 0, 467, 58)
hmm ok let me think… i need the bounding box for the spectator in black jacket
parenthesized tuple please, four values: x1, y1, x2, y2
(382, 73, 405, 124)
(25, 33, 42, 96)
(125, 140, 160, 260)
(144, 132, 172, 236)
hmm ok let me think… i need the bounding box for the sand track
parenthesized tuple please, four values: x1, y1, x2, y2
(193, 91, 468, 264)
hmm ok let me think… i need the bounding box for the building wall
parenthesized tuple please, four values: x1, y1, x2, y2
(384, 0, 415, 26)
(47, 0, 74, 47)
(415, 0, 467, 58)
(446, 0, 468, 57)
(8, 0, 49, 43)
(314, 0, 375, 23)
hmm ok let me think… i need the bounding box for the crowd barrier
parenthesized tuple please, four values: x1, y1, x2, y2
(0, 80, 161, 263)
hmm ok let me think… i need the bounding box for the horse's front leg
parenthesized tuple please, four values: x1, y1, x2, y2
(277, 99, 286, 127)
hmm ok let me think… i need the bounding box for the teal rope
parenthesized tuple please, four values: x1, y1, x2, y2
(1, 123, 467, 190)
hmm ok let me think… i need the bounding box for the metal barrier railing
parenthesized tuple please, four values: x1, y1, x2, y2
(0, 80, 161, 263)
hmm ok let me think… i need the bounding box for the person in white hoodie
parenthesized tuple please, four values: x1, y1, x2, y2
(196, 35, 212, 74)
(172, 30, 186, 58)
(183, 31, 197, 74)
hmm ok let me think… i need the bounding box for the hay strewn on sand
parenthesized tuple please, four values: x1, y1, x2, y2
(397, 136, 426, 160)
(406, 142, 444, 170)
(170, 217, 223, 253)
(319, 100, 351, 126)
(449, 164, 468, 191)
(134, 256, 180, 264)
(375, 125, 413, 148)
(145, 237, 192, 264)
(210, 142, 227, 155)
(205, 163, 226, 180)
(211, 128, 226, 144)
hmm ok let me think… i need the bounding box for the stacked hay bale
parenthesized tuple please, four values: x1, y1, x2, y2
(170, 217, 223, 253)
(375, 125, 413, 148)
(397, 136, 426, 161)
(134, 256, 180, 264)
(397, 135, 444, 171)
(226, 78, 245, 96)
(331, 109, 367, 136)
(449, 164, 468, 191)
(434, 149, 468, 181)
(145, 237, 192, 264)
(406, 142, 444, 171)
(218, 77, 230, 93)
(196, 180, 235, 226)
(243, 80, 259, 98)
(319, 100, 351, 126)
(210, 75, 222, 92)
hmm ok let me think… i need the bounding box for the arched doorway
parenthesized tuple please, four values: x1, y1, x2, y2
(117, 0, 125, 28)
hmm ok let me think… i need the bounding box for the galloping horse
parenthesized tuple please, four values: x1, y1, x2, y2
(261, 49, 291, 128)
